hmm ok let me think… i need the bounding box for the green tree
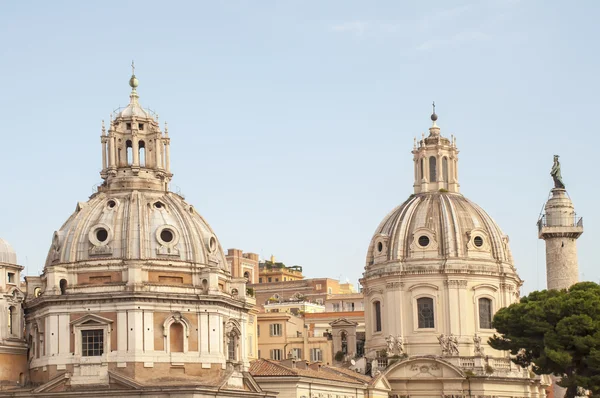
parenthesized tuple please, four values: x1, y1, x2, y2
(489, 282, 600, 398)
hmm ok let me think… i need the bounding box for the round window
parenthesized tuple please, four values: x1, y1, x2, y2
(107, 200, 116, 209)
(418, 235, 430, 247)
(154, 201, 164, 209)
(209, 236, 217, 252)
(377, 242, 383, 252)
(474, 236, 484, 247)
(160, 229, 174, 243)
(96, 228, 109, 242)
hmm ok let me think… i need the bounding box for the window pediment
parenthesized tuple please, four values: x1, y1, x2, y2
(70, 314, 114, 326)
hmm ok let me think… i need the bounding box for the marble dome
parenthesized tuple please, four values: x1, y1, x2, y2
(0, 238, 17, 265)
(45, 190, 228, 271)
(366, 192, 513, 268)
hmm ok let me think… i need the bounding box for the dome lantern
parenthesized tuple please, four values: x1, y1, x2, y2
(412, 104, 460, 194)
(99, 64, 172, 192)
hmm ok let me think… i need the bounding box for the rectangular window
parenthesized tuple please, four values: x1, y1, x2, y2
(310, 348, 322, 362)
(7, 273, 14, 284)
(350, 302, 355, 311)
(126, 122, 132, 130)
(82, 329, 104, 356)
(333, 303, 340, 312)
(259, 278, 262, 283)
(316, 284, 322, 290)
(374, 301, 382, 332)
(248, 335, 253, 356)
(258, 350, 261, 358)
(270, 349, 282, 360)
(268, 277, 272, 282)
(269, 323, 282, 336)
(417, 297, 435, 328)
(257, 325, 260, 337)
(479, 298, 493, 329)
(138, 123, 144, 130)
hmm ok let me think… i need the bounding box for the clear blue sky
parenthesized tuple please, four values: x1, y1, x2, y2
(1, 1, 597, 294)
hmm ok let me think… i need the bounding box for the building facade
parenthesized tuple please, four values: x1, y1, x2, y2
(0, 239, 28, 388)
(0, 72, 274, 398)
(360, 111, 549, 397)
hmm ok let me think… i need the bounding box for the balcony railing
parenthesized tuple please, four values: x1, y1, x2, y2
(538, 215, 583, 231)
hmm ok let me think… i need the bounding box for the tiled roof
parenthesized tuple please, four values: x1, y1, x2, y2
(250, 359, 367, 385)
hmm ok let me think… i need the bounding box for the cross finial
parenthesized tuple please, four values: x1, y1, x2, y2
(131, 60, 135, 76)
(432, 101, 435, 114)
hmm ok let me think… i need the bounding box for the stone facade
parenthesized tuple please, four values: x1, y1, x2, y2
(538, 188, 583, 290)
(0, 72, 274, 397)
(360, 111, 549, 398)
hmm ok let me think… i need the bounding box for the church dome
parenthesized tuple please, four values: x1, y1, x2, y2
(45, 190, 228, 271)
(366, 192, 513, 268)
(0, 238, 17, 265)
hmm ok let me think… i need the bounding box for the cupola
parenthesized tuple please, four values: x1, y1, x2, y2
(99, 63, 172, 192)
(412, 104, 460, 194)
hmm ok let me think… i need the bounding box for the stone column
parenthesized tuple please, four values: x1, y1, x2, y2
(165, 140, 171, 173)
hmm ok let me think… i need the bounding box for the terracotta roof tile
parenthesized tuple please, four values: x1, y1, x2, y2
(250, 359, 367, 385)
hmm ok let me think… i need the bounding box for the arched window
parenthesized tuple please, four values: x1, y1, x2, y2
(417, 297, 435, 328)
(442, 157, 449, 183)
(420, 158, 424, 181)
(340, 331, 348, 354)
(59, 279, 67, 295)
(169, 323, 184, 353)
(139, 140, 146, 167)
(225, 320, 241, 362)
(126, 140, 133, 165)
(373, 301, 382, 332)
(8, 306, 14, 335)
(429, 156, 437, 182)
(479, 298, 493, 329)
(243, 271, 250, 281)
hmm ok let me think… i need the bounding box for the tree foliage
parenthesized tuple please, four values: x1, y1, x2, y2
(489, 282, 600, 398)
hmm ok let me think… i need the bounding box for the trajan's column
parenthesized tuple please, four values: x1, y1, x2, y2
(538, 155, 583, 290)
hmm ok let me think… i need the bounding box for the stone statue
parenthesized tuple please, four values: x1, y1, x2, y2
(371, 359, 380, 377)
(395, 336, 405, 356)
(473, 334, 484, 356)
(385, 335, 396, 356)
(551, 155, 565, 189)
(447, 334, 459, 356)
(437, 334, 448, 356)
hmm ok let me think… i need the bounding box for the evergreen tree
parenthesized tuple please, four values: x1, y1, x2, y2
(489, 282, 600, 398)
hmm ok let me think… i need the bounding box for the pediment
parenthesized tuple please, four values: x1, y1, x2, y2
(70, 314, 114, 326)
(383, 356, 465, 380)
(329, 318, 359, 327)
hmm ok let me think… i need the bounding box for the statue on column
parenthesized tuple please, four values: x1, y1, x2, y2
(551, 155, 565, 189)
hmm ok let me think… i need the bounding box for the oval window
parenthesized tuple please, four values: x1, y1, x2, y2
(160, 229, 174, 243)
(209, 236, 217, 252)
(107, 200, 116, 209)
(418, 235, 430, 247)
(474, 236, 484, 247)
(377, 242, 383, 252)
(96, 228, 109, 242)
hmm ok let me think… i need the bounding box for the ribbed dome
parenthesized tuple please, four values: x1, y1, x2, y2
(0, 238, 17, 265)
(45, 190, 229, 271)
(366, 192, 513, 268)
